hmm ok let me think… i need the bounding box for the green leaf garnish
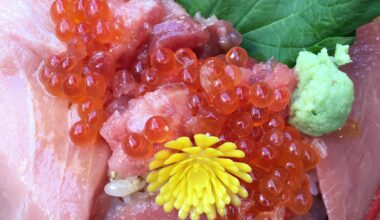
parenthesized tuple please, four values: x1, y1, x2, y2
(176, 0, 380, 66)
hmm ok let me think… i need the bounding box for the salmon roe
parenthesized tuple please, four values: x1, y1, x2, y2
(177, 46, 321, 218)
(41, 3, 321, 218)
(123, 133, 153, 159)
(144, 116, 171, 144)
(39, 0, 121, 146)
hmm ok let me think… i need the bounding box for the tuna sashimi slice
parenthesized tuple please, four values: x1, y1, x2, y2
(0, 0, 110, 218)
(317, 19, 380, 220)
(92, 193, 178, 220)
(100, 85, 195, 178)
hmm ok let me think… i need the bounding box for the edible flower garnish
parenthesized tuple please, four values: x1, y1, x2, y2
(147, 134, 253, 220)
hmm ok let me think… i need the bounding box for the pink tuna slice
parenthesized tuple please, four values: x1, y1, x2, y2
(108, 0, 165, 67)
(317, 18, 380, 220)
(91, 193, 178, 220)
(148, 16, 210, 52)
(100, 85, 195, 178)
(241, 59, 298, 91)
(109, 0, 207, 68)
(0, 0, 110, 219)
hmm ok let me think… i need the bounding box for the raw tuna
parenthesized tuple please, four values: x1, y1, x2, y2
(100, 85, 195, 178)
(148, 16, 209, 52)
(195, 15, 243, 58)
(92, 193, 178, 220)
(317, 18, 380, 220)
(109, 0, 164, 67)
(0, 0, 110, 219)
(241, 59, 298, 91)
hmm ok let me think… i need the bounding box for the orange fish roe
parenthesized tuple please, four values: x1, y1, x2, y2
(42, 1, 321, 217)
(38, 0, 123, 146)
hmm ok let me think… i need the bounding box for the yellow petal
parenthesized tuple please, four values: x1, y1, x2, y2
(194, 134, 219, 148)
(164, 153, 188, 165)
(149, 159, 165, 170)
(216, 142, 237, 152)
(224, 149, 245, 158)
(165, 136, 193, 150)
(154, 150, 173, 160)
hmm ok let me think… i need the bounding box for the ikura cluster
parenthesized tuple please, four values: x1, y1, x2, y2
(38, 0, 120, 146)
(122, 46, 322, 218)
(51, 0, 123, 59)
(39, 1, 322, 216)
(123, 116, 171, 159)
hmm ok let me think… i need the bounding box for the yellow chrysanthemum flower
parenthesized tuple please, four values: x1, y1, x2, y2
(146, 134, 253, 220)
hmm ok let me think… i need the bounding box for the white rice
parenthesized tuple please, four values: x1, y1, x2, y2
(104, 176, 146, 198)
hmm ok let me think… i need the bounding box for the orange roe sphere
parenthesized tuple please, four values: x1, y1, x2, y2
(123, 133, 153, 158)
(175, 48, 197, 68)
(93, 19, 114, 43)
(252, 142, 278, 171)
(219, 127, 238, 142)
(180, 67, 200, 90)
(73, 0, 86, 22)
(187, 92, 206, 115)
(300, 142, 320, 171)
(284, 172, 304, 191)
(287, 189, 313, 215)
(88, 51, 116, 77)
(268, 86, 290, 112)
(279, 156, 304, 175)
(144, 116, 170, 143)
(228, 111, 254, 137)
(210, 75, 235, 95)
(77, 98, 103, 119)
(269, 167, 290, 184)
(194, 107, 226, 135)
(199, 58, 234, 95)
(255, 193, 277, 212)
(87, 109, 106, 129)
(50, 0, 69, 24)
(263, 114, 285, 131)
(38, 64, 55, 84)
(86, 0, 111, 22)
(224, 64, 242, 86)
(200, 57, 225, 80)
(55, 18, 75, 42)
(141, 68, 161, 86)
(226, 46, 248, 67)
(235, 84, 250, 106)
(261, 129, 285, 147)
(278, 188, 292, 206)
(213, 89, 240, 115)
(69, 120, 97, 146)
(75, 21, 92, 36)
(68, 36, 88, 60)
(259, 175, 284, 197)
(283, 126, 301, 142)
(249, 105, 270, 126)
(281, 140, 303, 159)
(62, 73, 85, 102)
(236, 137, 257, 160)
(83, 72, 107, 97)
(57, 55, 79, 73)
(48, 54, 64, 68)
(249, 82, 274, 108)
(44, 73, 64, 97)
(150, 48, 176, 72)
(251, 126, 264, 141)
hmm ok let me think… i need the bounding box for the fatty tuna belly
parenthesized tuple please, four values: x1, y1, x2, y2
(317, 19, 380, 220)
